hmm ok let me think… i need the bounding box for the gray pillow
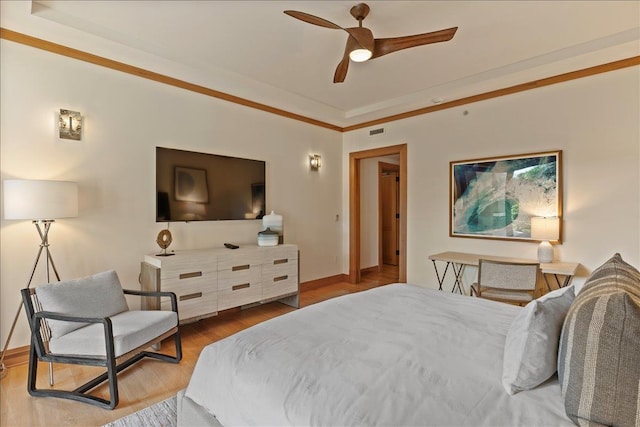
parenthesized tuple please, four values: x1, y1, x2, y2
(558, 253, 640, 426)
(502, 285, 575, 395)
(35, 270, 129, 338)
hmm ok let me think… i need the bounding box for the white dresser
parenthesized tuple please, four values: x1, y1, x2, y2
(140, 244, 299, 323)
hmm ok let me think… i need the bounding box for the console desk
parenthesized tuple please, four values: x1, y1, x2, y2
(428, 251, 579, 295)
(140, 244, 299, 324)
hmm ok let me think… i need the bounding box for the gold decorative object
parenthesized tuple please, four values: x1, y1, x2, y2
(156, 229, 174, 256)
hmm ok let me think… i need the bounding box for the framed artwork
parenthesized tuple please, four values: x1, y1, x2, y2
(175, 167, 209, 203)
(450, 150, 562, 241)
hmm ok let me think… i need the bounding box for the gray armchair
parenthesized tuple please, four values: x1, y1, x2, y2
(21, 270, 182, 409)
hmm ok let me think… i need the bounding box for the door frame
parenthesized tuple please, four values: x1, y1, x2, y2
(378, 161, 400, 270)
(349, 144, 407, 283)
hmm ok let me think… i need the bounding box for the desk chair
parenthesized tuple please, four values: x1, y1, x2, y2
(470, 259, 540, 306)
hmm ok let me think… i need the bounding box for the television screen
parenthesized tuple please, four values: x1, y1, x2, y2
(156, 147, 266, 222)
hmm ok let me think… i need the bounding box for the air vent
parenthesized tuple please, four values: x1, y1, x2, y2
(369, 128, 384, 136)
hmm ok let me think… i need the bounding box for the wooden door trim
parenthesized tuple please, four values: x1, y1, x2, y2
(378, 162, 400, 270)
(349, 144, 407, 283)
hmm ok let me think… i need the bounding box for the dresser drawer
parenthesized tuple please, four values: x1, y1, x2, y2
(262, 262, 298, 300)
(161, 287, 217, 322)
(160, 253, 217, 281)
(261, 246, 298, 265)
(217, 250, 262, 272)
(217, 282, 262, 311)
(161, 271, 216, 295)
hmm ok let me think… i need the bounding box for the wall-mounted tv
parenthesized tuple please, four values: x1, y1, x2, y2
(156, 147, 266, 222)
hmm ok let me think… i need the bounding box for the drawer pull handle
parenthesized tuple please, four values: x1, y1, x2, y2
(232, 264, 250, 271)
(232, 283, 250, 291)
(180, 292, 202, 301)
(274, 258, 288, 265)
(179, 271, 202, 280)
(274, 275, 288, 282)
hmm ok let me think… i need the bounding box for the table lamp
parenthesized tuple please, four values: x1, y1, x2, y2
(0, 179, 78, 379)
(531, 216, 560, 263)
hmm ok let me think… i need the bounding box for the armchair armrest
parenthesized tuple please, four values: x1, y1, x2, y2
(33, 311, 116, 360)
(35, 310, 109, 325)
(123, 289, 178, 313)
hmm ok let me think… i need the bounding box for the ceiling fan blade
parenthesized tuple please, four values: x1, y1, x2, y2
(334, 36, 358, 83)
(344, 27, 375, 52)
(334, 56, 350, 83)
(371, 27, 458, 59)
(284, 10, 343, 30)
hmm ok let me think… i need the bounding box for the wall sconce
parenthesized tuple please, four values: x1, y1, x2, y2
(309, 154, 321, 171)
(59, 109, 82, 140)
(531, 216, 560, 263)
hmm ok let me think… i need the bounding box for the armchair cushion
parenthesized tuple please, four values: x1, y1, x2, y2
(35, 270, 129, 338)
(48, 310, 178, 357)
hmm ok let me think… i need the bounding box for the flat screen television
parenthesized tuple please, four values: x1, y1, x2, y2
(156, 147, 266, 222)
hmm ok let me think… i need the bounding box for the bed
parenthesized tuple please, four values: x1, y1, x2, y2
(177, 283, 575, 426)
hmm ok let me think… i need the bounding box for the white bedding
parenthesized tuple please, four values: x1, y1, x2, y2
(185, 284, 572, 426)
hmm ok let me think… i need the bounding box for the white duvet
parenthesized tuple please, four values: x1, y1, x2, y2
(185, 284, 572, 426)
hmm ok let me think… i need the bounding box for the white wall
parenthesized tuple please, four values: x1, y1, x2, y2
(0, 40, 343, 348)
(343, 67, 640, 292)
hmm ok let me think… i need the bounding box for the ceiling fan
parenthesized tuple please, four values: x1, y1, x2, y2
(284, 3, 458, 83)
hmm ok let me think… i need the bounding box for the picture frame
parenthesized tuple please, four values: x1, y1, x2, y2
(175, 167, 209, 203)
(450, 150, 562, 242)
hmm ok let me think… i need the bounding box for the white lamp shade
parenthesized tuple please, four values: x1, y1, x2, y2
(531, 216, 560, 241)
(3, 180, 78, 220)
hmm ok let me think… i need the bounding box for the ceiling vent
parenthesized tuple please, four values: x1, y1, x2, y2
(369, 128, 384, 136)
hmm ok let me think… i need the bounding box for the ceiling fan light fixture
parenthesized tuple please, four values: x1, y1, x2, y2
(349, 48, 372, 62)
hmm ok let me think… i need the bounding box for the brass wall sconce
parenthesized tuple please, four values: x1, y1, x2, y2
(59, 109, 82, 140)
(309, 154, 321, 171)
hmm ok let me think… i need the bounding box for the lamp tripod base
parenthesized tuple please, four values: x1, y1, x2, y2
(0, 220, 60, 381)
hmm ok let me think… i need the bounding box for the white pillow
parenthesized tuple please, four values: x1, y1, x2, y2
(501, 285, 575, 395)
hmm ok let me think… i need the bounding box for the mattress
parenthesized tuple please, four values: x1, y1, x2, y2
(184, 283, 572, 426)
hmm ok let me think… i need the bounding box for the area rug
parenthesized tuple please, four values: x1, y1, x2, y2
(103, 394, 176, 427)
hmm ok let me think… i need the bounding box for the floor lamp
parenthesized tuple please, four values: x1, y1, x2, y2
(0, 179, 78, 379)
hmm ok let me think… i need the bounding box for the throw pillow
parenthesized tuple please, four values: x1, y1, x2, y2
(502, 285, 575, 395)
(558, 253, 640, 426)
(35, 270, 129, 338)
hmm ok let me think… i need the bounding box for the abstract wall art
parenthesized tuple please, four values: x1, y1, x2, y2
(450, 151, 562, 241)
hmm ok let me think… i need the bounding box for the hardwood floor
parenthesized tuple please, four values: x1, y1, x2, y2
(0, 265, 398, 427)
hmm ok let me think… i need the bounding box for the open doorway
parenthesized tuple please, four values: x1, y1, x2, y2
(379, 161, 400, 268)
(349, 144, 407, 284)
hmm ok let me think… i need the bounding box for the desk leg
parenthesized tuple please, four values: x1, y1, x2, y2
(452, 263, 466, 294)
(431, 260, 451, 291)
(542, 273, 573, 292)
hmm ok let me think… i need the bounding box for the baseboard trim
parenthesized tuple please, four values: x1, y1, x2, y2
(3, 345, 29, 368)
(360, 265, 380, 275)
(300, 274, 348, 291)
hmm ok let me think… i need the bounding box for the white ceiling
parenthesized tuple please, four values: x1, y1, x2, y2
(4, 1, 640, 127)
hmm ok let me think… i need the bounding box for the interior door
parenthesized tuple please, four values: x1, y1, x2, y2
(380, 163, 400, 266)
